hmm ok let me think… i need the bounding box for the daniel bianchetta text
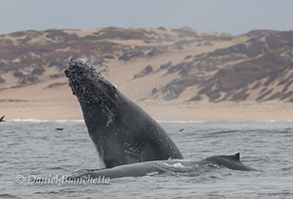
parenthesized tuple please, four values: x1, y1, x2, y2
(15, 175, 110, 184)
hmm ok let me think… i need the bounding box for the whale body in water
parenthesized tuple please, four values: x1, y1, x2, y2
(74, 153, 254, 179)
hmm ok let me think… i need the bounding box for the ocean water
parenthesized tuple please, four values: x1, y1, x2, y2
(1, 121, 292, 199)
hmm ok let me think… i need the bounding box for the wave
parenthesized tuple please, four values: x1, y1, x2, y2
(157, 120, 205, 123)
(55, 120, 84, 123)
(8, 119, 205, 123)
(10, 119, 50, 122)
(8, 119, 84, 123)
(7, 119, 293, 123)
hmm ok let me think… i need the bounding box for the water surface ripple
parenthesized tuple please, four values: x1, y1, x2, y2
(1, 121, 292, 198)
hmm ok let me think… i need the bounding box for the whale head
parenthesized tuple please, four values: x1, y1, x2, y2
(65, 56, 117, 103)
(64, 56, 121, 130)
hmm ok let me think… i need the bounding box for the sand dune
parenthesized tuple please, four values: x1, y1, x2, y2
(0, 27, 292, 121)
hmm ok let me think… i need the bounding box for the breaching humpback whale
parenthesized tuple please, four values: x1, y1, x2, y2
(64, 56, 254, 180)
(65, 57, 183, 168)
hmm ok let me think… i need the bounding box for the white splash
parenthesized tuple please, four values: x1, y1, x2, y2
(146, 172, 159, 176)
(162, 162, 186, 169)
(170, 162, 185, 168)
(77, 54, 89, 65)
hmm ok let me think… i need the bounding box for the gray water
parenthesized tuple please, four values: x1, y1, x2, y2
(1, 121, 292, 199)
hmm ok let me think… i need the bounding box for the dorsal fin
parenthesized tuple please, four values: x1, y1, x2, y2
(232, 153, 240, 161)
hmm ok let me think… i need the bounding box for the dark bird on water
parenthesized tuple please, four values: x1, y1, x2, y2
(0, 115, 5, 122)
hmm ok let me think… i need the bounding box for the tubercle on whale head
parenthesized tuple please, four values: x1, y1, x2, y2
(64, 56, 118, 106)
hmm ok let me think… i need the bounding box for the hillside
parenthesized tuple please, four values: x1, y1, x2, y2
(0, 27, 292, 120)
